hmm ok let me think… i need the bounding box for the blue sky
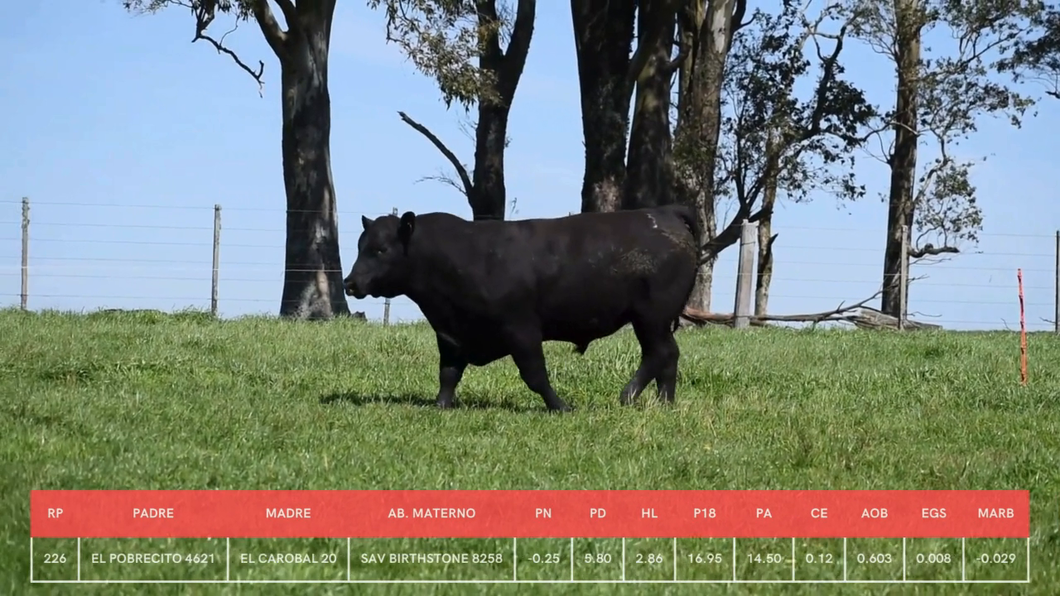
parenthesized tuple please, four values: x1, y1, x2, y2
(0, 0, 1057, 331)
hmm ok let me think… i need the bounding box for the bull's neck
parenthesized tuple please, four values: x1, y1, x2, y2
(400, 225, 464, 314)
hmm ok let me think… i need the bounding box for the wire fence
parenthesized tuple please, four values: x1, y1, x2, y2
(2, 197, 1058, 332)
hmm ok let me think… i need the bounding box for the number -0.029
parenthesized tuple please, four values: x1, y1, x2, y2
(979, 553, 1016, 564)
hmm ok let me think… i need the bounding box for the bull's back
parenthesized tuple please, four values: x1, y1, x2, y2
(522, 208, 698, 339)
(416, 208, 696, 340)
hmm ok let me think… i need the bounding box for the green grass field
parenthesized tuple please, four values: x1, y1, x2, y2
(2, 306, 1058, 595)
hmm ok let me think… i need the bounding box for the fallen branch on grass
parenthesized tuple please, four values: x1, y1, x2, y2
(680, 287, 942, 331)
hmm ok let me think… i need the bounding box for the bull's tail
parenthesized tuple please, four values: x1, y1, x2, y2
(668, 204, 701, 334)
(669, 203, 701, 250)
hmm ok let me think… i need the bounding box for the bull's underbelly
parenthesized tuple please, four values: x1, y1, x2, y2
(541, 314, 629, 344)
(428, 313, 630, 367)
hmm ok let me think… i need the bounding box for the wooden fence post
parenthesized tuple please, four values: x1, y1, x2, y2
(383, 207, 397, 325)
(212, 204, 221, 317)
(899, 224, 909, 330)
(733, 219, 758, 329)
(1054, 229, 1059, 334)
(20, 197, 29, 310)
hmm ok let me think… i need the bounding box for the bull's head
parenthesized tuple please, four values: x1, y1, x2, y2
(343, 211, 416, 300)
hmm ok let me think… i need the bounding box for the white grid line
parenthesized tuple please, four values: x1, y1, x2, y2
(672, 538, 677, 581)
(791, 537, 796, 581)
(732, 538, 737, 581)
(902, 538, 907, 581)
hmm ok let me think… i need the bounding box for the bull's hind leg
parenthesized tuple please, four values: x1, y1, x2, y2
(507, 329, 572, 413)
(619, 321, 670, 406)
(653, 334, 680, 404)
(436, 334, 467, 409)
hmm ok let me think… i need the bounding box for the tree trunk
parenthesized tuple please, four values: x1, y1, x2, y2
(278, 10, 350, 319)
(460, 0, 536, 221)
(753, 129, 782, 317)
(754, 169, 779, 317)
(880, 0, 921, 317)
(571, 0, 637, 213)
(470, 104, 510, 220)
(683, 0, 741, 312)
(623, 0, 677, 209)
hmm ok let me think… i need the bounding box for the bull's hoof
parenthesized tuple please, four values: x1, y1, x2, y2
(547, 403, 574, 414)
(436, 399, 456, 409)
(619, 384, 640, 406)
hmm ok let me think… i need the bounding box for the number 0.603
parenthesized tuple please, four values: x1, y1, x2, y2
(856, 553, 892, 564)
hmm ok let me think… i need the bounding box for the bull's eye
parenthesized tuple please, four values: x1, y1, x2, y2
(376, 246, 388, 255)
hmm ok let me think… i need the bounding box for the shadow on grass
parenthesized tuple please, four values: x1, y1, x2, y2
(318, 392, 548, 413)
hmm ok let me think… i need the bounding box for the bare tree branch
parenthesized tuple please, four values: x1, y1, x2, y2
(681, 286, 941, 330)
(414, 170, 470, 198)
(397, 110, 474, 198)
(193, 21, 266, 96)
(908, 244, 960, 258)
(270, 0, 298, 30)
(249, 0, 289, 60)
(496, 0, 536, 102)
(683, 286, 882, 324)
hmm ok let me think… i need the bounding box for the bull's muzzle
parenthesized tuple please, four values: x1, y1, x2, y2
(343, 277, 362, 298)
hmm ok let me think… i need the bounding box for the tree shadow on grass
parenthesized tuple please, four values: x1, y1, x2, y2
(318, 392, 548, 414)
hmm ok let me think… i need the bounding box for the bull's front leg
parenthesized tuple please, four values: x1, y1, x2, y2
(436, 333, 467, 409)
(505, 328, 572, 413)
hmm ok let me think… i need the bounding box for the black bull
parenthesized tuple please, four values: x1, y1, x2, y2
(343, 205, 701, 412)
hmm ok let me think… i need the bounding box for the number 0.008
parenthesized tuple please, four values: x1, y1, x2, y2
(916, 553, 951, 564)
(856, 553, 893, 564)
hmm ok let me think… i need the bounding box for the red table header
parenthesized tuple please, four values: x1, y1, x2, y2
(30, 490, 1028, 539)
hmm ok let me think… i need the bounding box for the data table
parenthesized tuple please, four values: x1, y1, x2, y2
(30, 490, 1030, 585)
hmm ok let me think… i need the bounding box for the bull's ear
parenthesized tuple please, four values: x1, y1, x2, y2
(398, 211, 416, 249)
(361, 215, 373, 231)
